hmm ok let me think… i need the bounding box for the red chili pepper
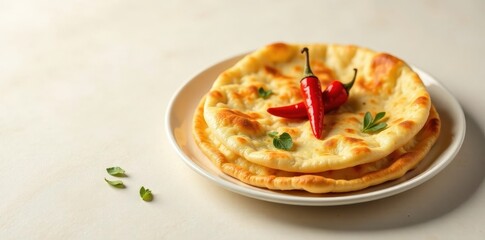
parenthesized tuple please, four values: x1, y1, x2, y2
(299, 47, 324, 139)
(267, 68, 357, 119)
(266, 102, 308, 118)
(324, 68, 357, 110)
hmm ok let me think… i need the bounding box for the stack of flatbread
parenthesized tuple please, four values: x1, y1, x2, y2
(193, 43, 441, 193)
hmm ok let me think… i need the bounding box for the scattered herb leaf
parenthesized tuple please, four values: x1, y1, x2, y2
(104, 178, 125, 188)
(140, 187, 153, 201)
(362, 111, 388, 133)
(258, 87, 272, 99)
(374, 112, 386, 122)
(268, 131, 278, 138)
(269, 132, 293, 151)
(106, 166, 126, 177)
(363, 112, 372, 129)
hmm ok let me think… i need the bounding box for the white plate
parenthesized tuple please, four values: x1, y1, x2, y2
(165, 54, 466, 206)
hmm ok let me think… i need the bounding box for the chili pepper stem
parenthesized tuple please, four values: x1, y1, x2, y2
(343, 68, 358, 94)
(300, 47, 315, 78)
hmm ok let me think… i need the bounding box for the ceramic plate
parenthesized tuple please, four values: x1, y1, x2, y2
(165, 54, 466, 206)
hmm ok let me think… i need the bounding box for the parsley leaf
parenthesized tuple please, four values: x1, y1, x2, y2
(140, 186, 153, 201)
(104, 178, 125, 188)
(258, 87, 272, 99)
(106, 166, 126, 177)
(362, 111, 388, 133)
(269, 132, 293, 151)
(374, 112, 386, 122)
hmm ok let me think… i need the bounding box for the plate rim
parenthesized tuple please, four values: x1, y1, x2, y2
(165, 54, 466, 206)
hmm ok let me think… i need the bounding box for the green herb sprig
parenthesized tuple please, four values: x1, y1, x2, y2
(258, 87, 272, 99)
(106, 166, 126, 177)
(362, 111, 387, 133)
(104, 178, 125, 188)
(104, 166, 154, 202)
(140, 187, 153, 202)
(268, 132, 293, 151)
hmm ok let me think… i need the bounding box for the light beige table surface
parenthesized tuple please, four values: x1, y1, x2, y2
(1, 0, 484, 239)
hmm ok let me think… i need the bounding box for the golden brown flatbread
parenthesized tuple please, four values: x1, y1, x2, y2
(194, 97, 440, 193)
(203, 43, 432, 172)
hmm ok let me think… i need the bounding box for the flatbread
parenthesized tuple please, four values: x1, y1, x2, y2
(203, 43, 431, 172)
(194, 97, 441, 193)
